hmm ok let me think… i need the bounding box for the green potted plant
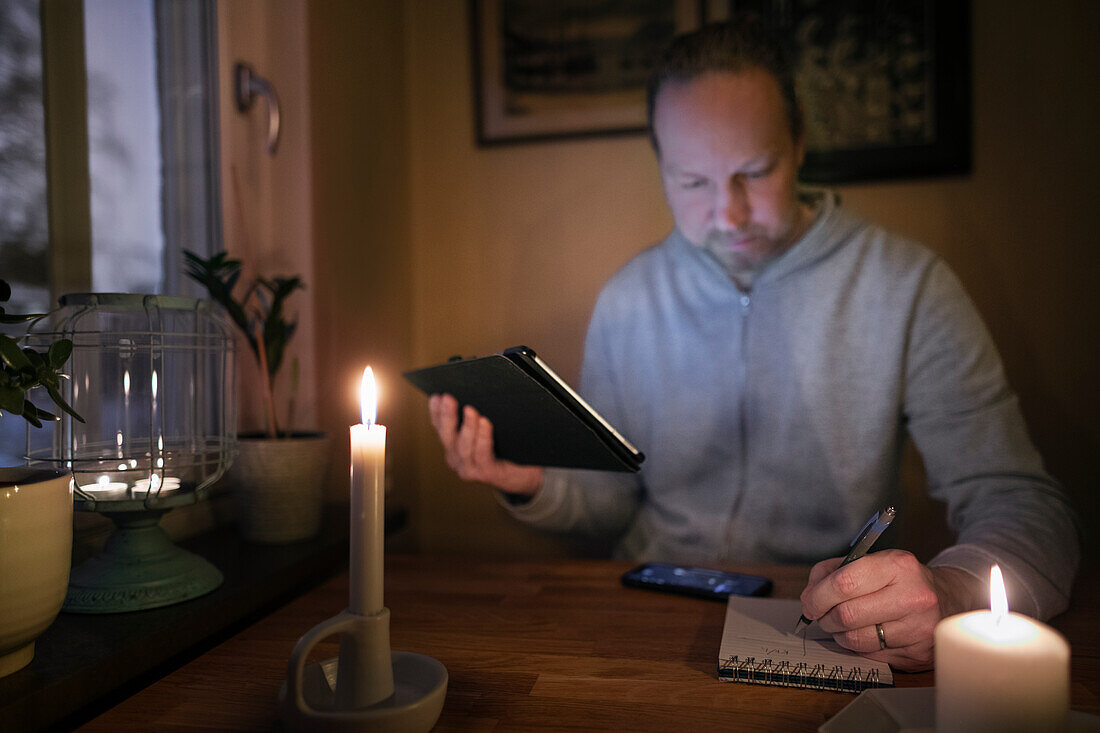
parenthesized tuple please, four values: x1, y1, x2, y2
(0, 278, 81, 678)
(184, 251, 328, 544)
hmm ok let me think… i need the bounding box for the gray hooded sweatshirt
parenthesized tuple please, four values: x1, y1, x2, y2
(503, 190, 1078, 621)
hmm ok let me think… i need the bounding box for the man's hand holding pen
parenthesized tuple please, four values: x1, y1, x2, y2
(798, 551, 987, 672)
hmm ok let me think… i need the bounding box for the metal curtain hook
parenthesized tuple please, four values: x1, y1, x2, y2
(234, 62, 281, 155)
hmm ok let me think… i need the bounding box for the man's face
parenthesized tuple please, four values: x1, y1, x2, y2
(652, 69, 806, 278)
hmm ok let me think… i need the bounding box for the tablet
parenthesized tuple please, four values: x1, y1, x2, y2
(404, 346, 644, 472)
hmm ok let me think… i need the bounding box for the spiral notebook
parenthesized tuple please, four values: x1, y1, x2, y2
(718, 596, 893, 693)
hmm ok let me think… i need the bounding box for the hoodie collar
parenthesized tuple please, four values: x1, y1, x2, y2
(669, 188, 865, 292)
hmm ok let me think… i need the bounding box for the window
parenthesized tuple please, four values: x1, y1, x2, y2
(0, 0, 220, 464)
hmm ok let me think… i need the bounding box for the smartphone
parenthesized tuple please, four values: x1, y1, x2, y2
(621, 562, 773, 601)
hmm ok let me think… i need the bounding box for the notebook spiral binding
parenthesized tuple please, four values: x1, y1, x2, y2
(718, 656, 887, 694)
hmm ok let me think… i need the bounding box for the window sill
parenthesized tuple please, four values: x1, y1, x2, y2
(0, 504, 407, 731)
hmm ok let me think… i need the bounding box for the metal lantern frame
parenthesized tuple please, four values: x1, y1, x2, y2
(24, 293, 237, 613)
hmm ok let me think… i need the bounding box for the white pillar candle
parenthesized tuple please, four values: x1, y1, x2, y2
(349, 366, 386, 616)
(935, 565, 1070, 733)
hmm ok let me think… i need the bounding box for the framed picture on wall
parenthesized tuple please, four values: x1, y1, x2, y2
(706, 0, 971, 182)
(470, 0, 703, 145)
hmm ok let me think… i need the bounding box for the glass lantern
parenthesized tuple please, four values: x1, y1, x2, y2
(24, 293, 236, 613)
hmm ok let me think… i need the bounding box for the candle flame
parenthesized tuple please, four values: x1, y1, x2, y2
(360, 366, 377, 427)
(990, 564, 1008, 621)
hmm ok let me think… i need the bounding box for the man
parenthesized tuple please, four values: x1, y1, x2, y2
(427, 20, 1078, 671)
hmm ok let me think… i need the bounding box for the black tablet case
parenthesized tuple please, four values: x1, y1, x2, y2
(403, 348, 642, 472)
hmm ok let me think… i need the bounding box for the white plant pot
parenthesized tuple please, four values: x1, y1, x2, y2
(226, 433, 330, 544)
(0, 468, 73, 678)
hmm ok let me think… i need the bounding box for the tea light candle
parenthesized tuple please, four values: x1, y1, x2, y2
(349, 366, 386, 616)
(935, 565, 1070, 732)
(78, 475, 128, 498)
(131, 474, 181, 497)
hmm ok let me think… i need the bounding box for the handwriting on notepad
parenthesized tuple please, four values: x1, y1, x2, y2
(717, 595, 894, 691)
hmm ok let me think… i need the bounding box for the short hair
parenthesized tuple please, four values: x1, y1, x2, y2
(646, 17, 802, 153)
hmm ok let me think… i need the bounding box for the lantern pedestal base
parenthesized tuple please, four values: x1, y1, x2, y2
(63, 509, 223, 614)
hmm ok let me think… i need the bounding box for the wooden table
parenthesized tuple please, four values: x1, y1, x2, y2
(79, 557, 1100, 732)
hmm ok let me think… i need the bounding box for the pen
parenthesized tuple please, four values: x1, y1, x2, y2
(792, 506, 897, 635)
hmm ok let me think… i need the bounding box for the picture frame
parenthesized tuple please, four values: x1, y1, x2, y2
(470, 0, 703, 145)
(706, 0, 972, 183)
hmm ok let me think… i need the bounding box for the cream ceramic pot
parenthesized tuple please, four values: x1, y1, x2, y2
(227, 433, 330, 544)
(0, 467, 73, 678)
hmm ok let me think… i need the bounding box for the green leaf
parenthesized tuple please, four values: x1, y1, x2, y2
(44, 382, 84, 423)
(182, 250, 304, 389)
(48, 339, 73, 369)
(34, 404, 59, 422)
(22, 347, 45, 369)
(20, 400, 42, 428)
(0, 385, 22, 413)
(0, 279, 85, 428)
(1, 335, 32, 370)
(225, 299, 250, 334)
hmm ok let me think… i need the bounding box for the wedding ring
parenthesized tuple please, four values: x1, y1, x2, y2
(876, 623, 888, 650)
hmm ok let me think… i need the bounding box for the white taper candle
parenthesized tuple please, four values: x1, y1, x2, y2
(349, 367, 386, 616)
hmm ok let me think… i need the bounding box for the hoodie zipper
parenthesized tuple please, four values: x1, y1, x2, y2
(720, 291, 752, 560)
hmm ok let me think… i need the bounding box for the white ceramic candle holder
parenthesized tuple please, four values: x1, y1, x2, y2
(278, 607, 447, 732)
